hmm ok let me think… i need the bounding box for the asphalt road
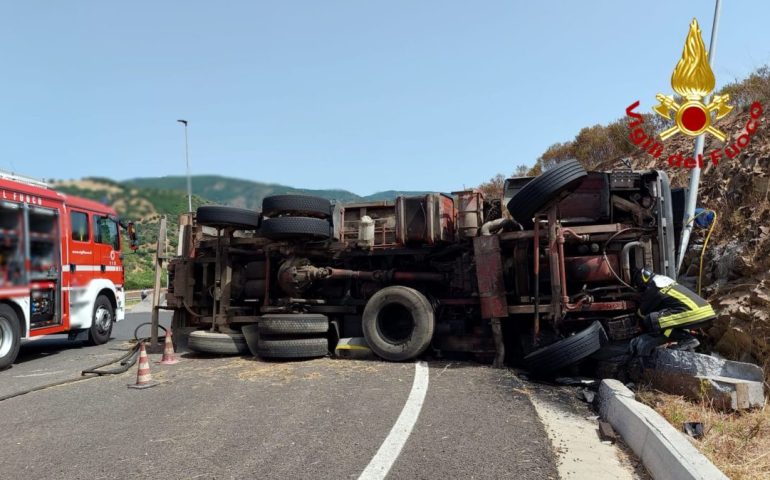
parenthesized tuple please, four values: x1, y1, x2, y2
(0, 312, 172, 399)
(0, 313, 567, 479)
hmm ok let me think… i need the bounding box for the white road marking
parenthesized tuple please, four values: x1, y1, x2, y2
(358, 361, 429, 480)
(13, 370, 64, 378)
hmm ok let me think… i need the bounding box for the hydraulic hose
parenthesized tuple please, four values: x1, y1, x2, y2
(683, 209, 717, 296)
(0, 323, 163, 402)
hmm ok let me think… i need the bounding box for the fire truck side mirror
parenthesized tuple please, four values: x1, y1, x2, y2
(127, 222, 139, 251)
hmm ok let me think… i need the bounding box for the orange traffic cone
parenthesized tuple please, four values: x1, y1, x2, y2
(158, 329, 179, 365)
(128, 342, 158, 389)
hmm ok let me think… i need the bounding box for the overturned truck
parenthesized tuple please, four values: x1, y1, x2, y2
(166, 161, 682, 372)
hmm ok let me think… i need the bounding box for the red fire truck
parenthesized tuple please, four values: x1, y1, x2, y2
(0, 171, 137, 369)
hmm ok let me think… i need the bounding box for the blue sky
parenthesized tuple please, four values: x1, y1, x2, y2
(1, 1, 768, 195)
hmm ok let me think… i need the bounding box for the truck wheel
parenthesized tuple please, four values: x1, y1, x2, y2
(362, 286, 434, 361)
(88, 295, 113, 346)
(506, 159, 587, 225)
(262, 195, 332, 219)
(259, 314, 329, 335)
(261, 217, 331, 240)
(188, 330, 249, 355)
(256, 337, 329, 359)
(524, 321, 608, 375)
(0, 305, 21, 370)
(196, 205, 261, 230)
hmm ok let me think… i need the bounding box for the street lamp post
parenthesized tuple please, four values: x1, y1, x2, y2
(177, 119, 192, 212)
(677, 0, 723, 274)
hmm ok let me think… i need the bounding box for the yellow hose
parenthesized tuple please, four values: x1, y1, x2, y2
(684, 209, 717, 296)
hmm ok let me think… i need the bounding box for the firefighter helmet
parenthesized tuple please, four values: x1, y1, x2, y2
(633, 267, 655, 289)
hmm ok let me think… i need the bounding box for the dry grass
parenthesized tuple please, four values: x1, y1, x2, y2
(637, 389, 770, 479)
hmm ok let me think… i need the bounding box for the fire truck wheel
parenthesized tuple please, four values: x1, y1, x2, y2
(262, 195, 332, 219)
(196, 205, 262, 230)
(506, 159, 587, 225)
(256, 337, 329, 359)
(258, 314, 329, 335)
(362, 286, 434, 362)
(0, 304, 21, 370)
(261, 217, 331, 241)
(524, 321, 608, 376)
(188, 330, 249, 355)
(88, 295, 114, 345)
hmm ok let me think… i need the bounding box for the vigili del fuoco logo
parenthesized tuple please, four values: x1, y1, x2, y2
(624, 19, 763, 169)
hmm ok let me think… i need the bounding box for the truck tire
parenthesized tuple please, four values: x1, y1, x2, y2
(196, 205, 261, 230)
(244, 261, 267, 279)
(0, 304, 21, 370)
(258, 314, 329, 335)
(262, 195, 332, 219)
(256, 337, 329, 359)
(362, 286, 434, 362)
(506, 159, 588, 225)
(524, 321, 608, 375)
(261, 217, 331, 240)
(88, 295, 114, 345)
(188, 330, 249, 355)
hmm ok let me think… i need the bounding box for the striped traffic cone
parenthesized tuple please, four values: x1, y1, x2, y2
(128, 342, 158, 389)
(158, 329, 179, 365)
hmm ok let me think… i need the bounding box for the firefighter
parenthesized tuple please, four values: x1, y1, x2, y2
(629, 267, 716, 356)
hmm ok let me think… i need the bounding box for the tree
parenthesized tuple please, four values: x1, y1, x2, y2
(477, 173, 505, 199)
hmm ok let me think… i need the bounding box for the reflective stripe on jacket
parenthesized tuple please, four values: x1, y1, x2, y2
(638, 275, 716, 333)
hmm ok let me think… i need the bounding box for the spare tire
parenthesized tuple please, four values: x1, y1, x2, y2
(188, 330, 249, 355)
(262, 195, 332, 219)
(362, 286, 434, 362)
(259, 314, 329, 335)
(261, 216, 331, 240)
(506, 159, 588, 225)
(197, 206, 261, 230)
(524, 321, 608, 375)
(256, 337, 329, 359)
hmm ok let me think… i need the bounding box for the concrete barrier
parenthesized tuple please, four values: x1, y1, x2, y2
(598, 379, 728, 480)
(641, 349, 765, 410)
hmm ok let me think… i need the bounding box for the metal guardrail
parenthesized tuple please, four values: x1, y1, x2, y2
(125, 289, 167, 302)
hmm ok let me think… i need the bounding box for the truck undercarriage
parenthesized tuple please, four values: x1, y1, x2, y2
(166, 162, 681, 372)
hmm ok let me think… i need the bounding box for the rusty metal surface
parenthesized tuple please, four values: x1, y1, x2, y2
(498, 223, 635, 242)
(508, 304, 553, 314)
(395, 194, 456, 246)
(547, 208, 563, 322)
(564, 254, 619, 283)
(436, 193, 456, 242)
(473, 235, 509, 319)
(568, 300, 635, 312)
(453, 189, 484, 238)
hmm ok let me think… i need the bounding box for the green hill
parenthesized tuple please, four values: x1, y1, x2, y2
(54, 178, 211, 290)
(124, 175, 430, 210)
(53, 175, 433, 289)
